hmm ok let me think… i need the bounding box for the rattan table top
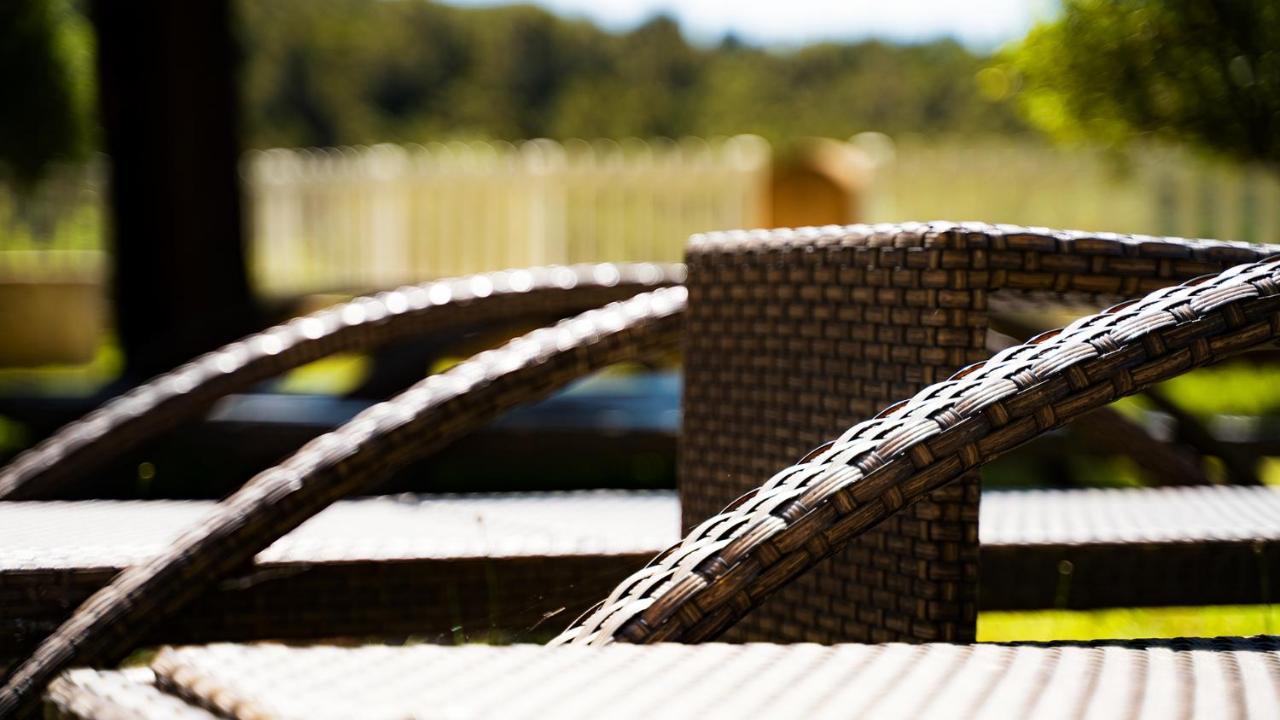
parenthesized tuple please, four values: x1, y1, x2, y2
(0, 491, 679, 570)
(6, 485, 1280, 573)
(48, 636, 1280, 720)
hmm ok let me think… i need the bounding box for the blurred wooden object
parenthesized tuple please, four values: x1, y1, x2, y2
(767, 138, 871, 228)
(0, 256, 103, 366)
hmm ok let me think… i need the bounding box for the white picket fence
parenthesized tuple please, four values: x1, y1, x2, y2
(5, 135, 1280, 299)
(864, 136, 1280, 244)
(243, 136, 771, 296)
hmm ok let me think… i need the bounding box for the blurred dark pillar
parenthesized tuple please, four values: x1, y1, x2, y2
(91, 0, 258, 380)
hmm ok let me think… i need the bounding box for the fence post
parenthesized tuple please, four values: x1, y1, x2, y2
(768, 138, 871, 228)
(366, 144, 410, 288)
(521, 139, 568, 266)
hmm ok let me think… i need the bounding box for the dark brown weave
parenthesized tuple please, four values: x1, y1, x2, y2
(981, 485, 1280, 610)
(11, 229, 1280, 715)
(10, 487, 1280, 662)
(0, 263, 682, 501)
(0, 289, 687, 719)
(559, 254, 1280, 645)
(680, 222, 1280, 644)
(0, 493, 674, 661)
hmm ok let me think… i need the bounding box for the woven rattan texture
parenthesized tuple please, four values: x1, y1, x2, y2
(14, 228, 1280, 715)
(982, 485, 1280, 546)
(9, 486, 1280, 660)
(680, 222, 1280, 645)
(561, 254, 1280, 646)
(0, 288, 687, 719)
(9, 486, 1277, 568)
(46, 669, 218, 720)
(0, 492, 675, 661)
(0, 263, 682, 501)
(981, 485, 1280, 610)
(47, 638, 1280, 720)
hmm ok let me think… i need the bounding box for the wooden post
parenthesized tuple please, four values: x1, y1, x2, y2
(768, 138, 871, 228)
(91, 0, 258, 380)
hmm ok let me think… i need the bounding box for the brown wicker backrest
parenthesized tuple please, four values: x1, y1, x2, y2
(555, 254, 1280, 645)
(680, 222, 1280, 644)
(0, 264, 682, 501)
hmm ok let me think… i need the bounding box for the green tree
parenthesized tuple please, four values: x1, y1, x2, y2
(0, 0, 94, 184)
(235, 0, 1027, 150)
(551, 16, 703, 138)
(1005, 0, 1280, 169)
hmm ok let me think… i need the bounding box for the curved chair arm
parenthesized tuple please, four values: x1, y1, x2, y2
(14, 221, 1263, 502)
(5, 224, 1278, 713)
(680, 223, 1280, 636)
(553, 257, 1280, 646)
(0, 263, 683, 501)
(0, 288, 687, 718)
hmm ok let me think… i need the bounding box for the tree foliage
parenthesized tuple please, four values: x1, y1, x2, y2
(236, 0, 1026, 149)
(1005, 0, 1280, 169)
(0, 0, 94, 185)
(6, 0, 1029, 181)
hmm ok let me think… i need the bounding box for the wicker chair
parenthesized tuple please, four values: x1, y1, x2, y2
(9, 225, 1276, 655)
(0, 263, 686, 502)
(4, 223, 1280, 717)
(0, 264, 685, 669)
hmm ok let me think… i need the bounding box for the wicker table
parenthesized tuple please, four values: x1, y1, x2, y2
(6, 230, 1280, 718)
(7, 485, 1280, 663)
(47, 637, 1280, 719)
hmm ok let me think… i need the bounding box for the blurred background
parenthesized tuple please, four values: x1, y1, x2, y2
(3, 0, 1280, 640)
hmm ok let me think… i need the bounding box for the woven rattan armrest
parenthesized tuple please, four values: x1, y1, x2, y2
(6, 484, 1280, 665)
(8, 222, 1271, 504)
(3, 224, 1269, 506)
(0, 263, 682, 501)
(680, 222, 1280, 644)
(0, 288, 687, 718)
(553, 256, 1280, 645)
(5, 226, 1280, 716)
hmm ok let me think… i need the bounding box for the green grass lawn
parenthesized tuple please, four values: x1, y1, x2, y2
(978, 605, 1280, 642)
